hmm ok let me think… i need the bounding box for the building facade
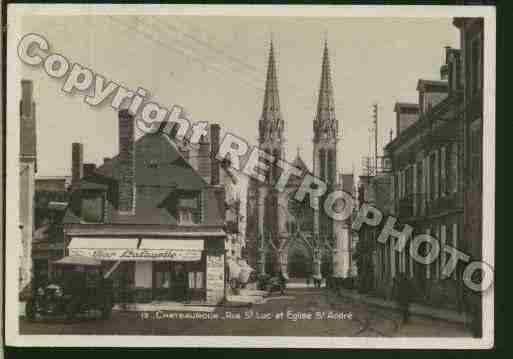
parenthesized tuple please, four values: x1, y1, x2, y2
(359, 46, 467, 310)
(453, 16, 484, 336)
(246, 40, 353, 281)
(62, 110, 228, 305)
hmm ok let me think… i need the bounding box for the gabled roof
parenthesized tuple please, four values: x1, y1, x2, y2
(95, 134, 208, 190)
(292, 153, 310, 173)
(63, 132, 224, 227)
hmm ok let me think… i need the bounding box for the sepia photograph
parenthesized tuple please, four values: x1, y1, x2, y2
(3, 4, 495, 349)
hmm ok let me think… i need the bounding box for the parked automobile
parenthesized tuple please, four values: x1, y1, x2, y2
(25, 256, 113, 321)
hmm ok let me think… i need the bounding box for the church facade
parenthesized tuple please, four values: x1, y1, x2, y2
(245, 40, 353, 280)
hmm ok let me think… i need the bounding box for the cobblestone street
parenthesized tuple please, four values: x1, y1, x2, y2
(20, 287, 471, 337)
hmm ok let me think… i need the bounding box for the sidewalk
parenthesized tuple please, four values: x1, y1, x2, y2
(335, 288, 469, 325)
(113, 289, 266, 312)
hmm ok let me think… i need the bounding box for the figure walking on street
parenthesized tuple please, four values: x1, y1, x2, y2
(397, 273, 413, 324)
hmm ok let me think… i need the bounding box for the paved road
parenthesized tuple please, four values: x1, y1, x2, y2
(19, 287, 470, 337)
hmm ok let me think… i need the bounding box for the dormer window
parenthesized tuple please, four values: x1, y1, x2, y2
(177, 196, 200, 224)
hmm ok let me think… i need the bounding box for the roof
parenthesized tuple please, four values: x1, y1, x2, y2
(53, 256, 102, 267)
(416, 79, 448, 92)
(292, 153, 310, 173)
(63, 132, 225, 227)
(394, 102, 420, 112)
(95, 134, 208, 190)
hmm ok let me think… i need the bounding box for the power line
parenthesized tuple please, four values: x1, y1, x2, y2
(126, 16, 315, 114)
(107, 16, 267, 96)
(144, 17, 316, 113)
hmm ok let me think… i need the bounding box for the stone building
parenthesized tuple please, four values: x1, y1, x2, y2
(358, 45, 465, 309)
(61, 110, 228, 305)
(453, 16, 484, 336)
(246, 40, 352, 281)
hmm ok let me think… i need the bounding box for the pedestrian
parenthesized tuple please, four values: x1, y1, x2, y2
(397, 273, 413, 323)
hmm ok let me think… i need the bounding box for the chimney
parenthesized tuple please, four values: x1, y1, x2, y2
(71, 142, 84, 186)
(20, 79, 37, 170)
(210, 124, 221, 185)
(197, 134, 211, 183)
(394, 102, 419, 136)
(118, 109, 136, 214)
(83, 163, 96, 177)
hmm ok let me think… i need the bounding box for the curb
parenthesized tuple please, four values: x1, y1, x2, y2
(334, 289, 467, 325)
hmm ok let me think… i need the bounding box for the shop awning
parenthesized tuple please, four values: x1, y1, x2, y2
(138, 239, 203, 261)
(54, 255, 103, 267)
(67, 237, 204, 262)
(139, 239, 204, 250)
(68, 237, 139, 249)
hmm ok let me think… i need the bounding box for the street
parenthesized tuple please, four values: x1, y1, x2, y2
(20, 286, 470, 337)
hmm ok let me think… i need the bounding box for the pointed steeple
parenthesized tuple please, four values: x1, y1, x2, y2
(314, 39, 338, 141)
(259, 40, 284, 143)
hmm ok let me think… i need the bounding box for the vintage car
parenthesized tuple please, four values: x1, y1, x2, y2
(25, 256, 113, 321)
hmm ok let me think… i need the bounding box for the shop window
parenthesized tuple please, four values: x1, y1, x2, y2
(188, 271, 204, 289)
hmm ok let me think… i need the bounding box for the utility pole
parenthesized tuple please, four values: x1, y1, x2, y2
(372, 103, 378, 175)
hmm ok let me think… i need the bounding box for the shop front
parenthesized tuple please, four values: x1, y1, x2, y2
(65, 236, 226, 304)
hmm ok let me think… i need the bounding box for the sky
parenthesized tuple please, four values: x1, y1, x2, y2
(13, 14, 459, 178)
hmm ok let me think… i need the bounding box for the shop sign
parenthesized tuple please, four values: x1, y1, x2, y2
(69, 248, 202, 261)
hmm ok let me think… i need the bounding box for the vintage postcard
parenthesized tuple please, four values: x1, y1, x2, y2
(3, 4, 495, 349)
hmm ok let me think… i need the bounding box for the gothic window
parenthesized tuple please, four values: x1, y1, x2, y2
(319, 149, 326, 181)
(272, 148, 280, 182)
(327, 149, 335, 184)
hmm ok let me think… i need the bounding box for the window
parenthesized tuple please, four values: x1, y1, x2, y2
(177, 195, 200, 224)
(319, 149, 326, 181)
(327, 150, 335, 184)
(188, 271, 204, 289)
(429, 154, 437, 200)
(445, 145, 451, 194)
(81, 192, 104, 223)
(471, 36, 482, 96)
(470, 126, 481, 183)
(405, 166, 414, 197)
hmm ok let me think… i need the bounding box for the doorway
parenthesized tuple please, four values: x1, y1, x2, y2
(152, 262, 188, 301)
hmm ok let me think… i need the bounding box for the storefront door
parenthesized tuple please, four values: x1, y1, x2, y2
(153, 262, 188, 301)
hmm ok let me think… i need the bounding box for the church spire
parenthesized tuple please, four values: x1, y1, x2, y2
(314, 39, 338, 141)
(259, 40, 284, 143)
